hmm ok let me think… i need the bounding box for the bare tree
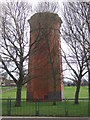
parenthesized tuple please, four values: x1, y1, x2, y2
(0, 1, 33, 106)
(35, 1, 59, 13)
(0, 1, 62, 106)
(61, 2, 89, 104)
(34, 2, 63, 105)
(44, 27, 62, 105)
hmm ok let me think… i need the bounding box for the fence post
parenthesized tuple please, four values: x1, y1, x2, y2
(88, 98, 90, 117)
(10, 98, 11, 115)
(7, 98, 11, 116)
(35, 98, 39, 116)
(65, 98, 68, 117)
(7, 98, 9, 115)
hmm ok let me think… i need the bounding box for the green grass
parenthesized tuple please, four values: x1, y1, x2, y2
(1, 86, 88, 99)
(64, 86, 88, 98)
(2, 99, 89, 116)
(2, 86, 26, 99)
(1, 86, 89, 116)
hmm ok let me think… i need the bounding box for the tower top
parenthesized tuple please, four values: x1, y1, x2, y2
(28, 12, 62, 31)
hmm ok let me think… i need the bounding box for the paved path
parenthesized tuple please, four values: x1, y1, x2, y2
(1, 117, 90, 120)
(2, 87, 16, 93)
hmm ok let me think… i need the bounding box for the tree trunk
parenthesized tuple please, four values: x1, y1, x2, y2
(53, 82, 56, 105)
(46, 37, 56, 105)
(59, 90, 62, 101)
(75, 80, 81, 104)
(88, 70, 90, 100)
(15, 83, 22, 107)
(59, 80, 62, 101)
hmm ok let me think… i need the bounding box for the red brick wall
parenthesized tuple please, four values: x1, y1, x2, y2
(27, 13, 64, 101)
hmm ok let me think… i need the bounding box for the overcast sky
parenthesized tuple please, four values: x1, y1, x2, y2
(0, 0, 89, 81)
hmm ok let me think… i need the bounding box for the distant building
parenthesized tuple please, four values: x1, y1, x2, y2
(0, 76, 4, 86)
(0, 76, 16, 86)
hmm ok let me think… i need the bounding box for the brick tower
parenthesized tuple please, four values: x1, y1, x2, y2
(27, 12, 64, 101)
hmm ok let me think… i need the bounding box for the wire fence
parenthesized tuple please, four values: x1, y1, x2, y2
(1, 98, 90, 117)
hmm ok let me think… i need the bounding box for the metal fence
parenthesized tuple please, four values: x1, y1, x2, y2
(1, 98, 90, 117)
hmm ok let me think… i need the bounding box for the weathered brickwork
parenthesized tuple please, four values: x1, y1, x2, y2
(27, 12, 64, 101)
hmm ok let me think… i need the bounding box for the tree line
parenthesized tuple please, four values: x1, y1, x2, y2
(0, 1, 90, 106)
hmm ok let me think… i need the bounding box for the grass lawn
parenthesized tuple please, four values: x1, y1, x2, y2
(64, 86, 88, 98)
(2, 99, 89, 116)
(1, 86, 88, 99)
(2, 86, 26, 99)
(1, 86, 89, 116)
